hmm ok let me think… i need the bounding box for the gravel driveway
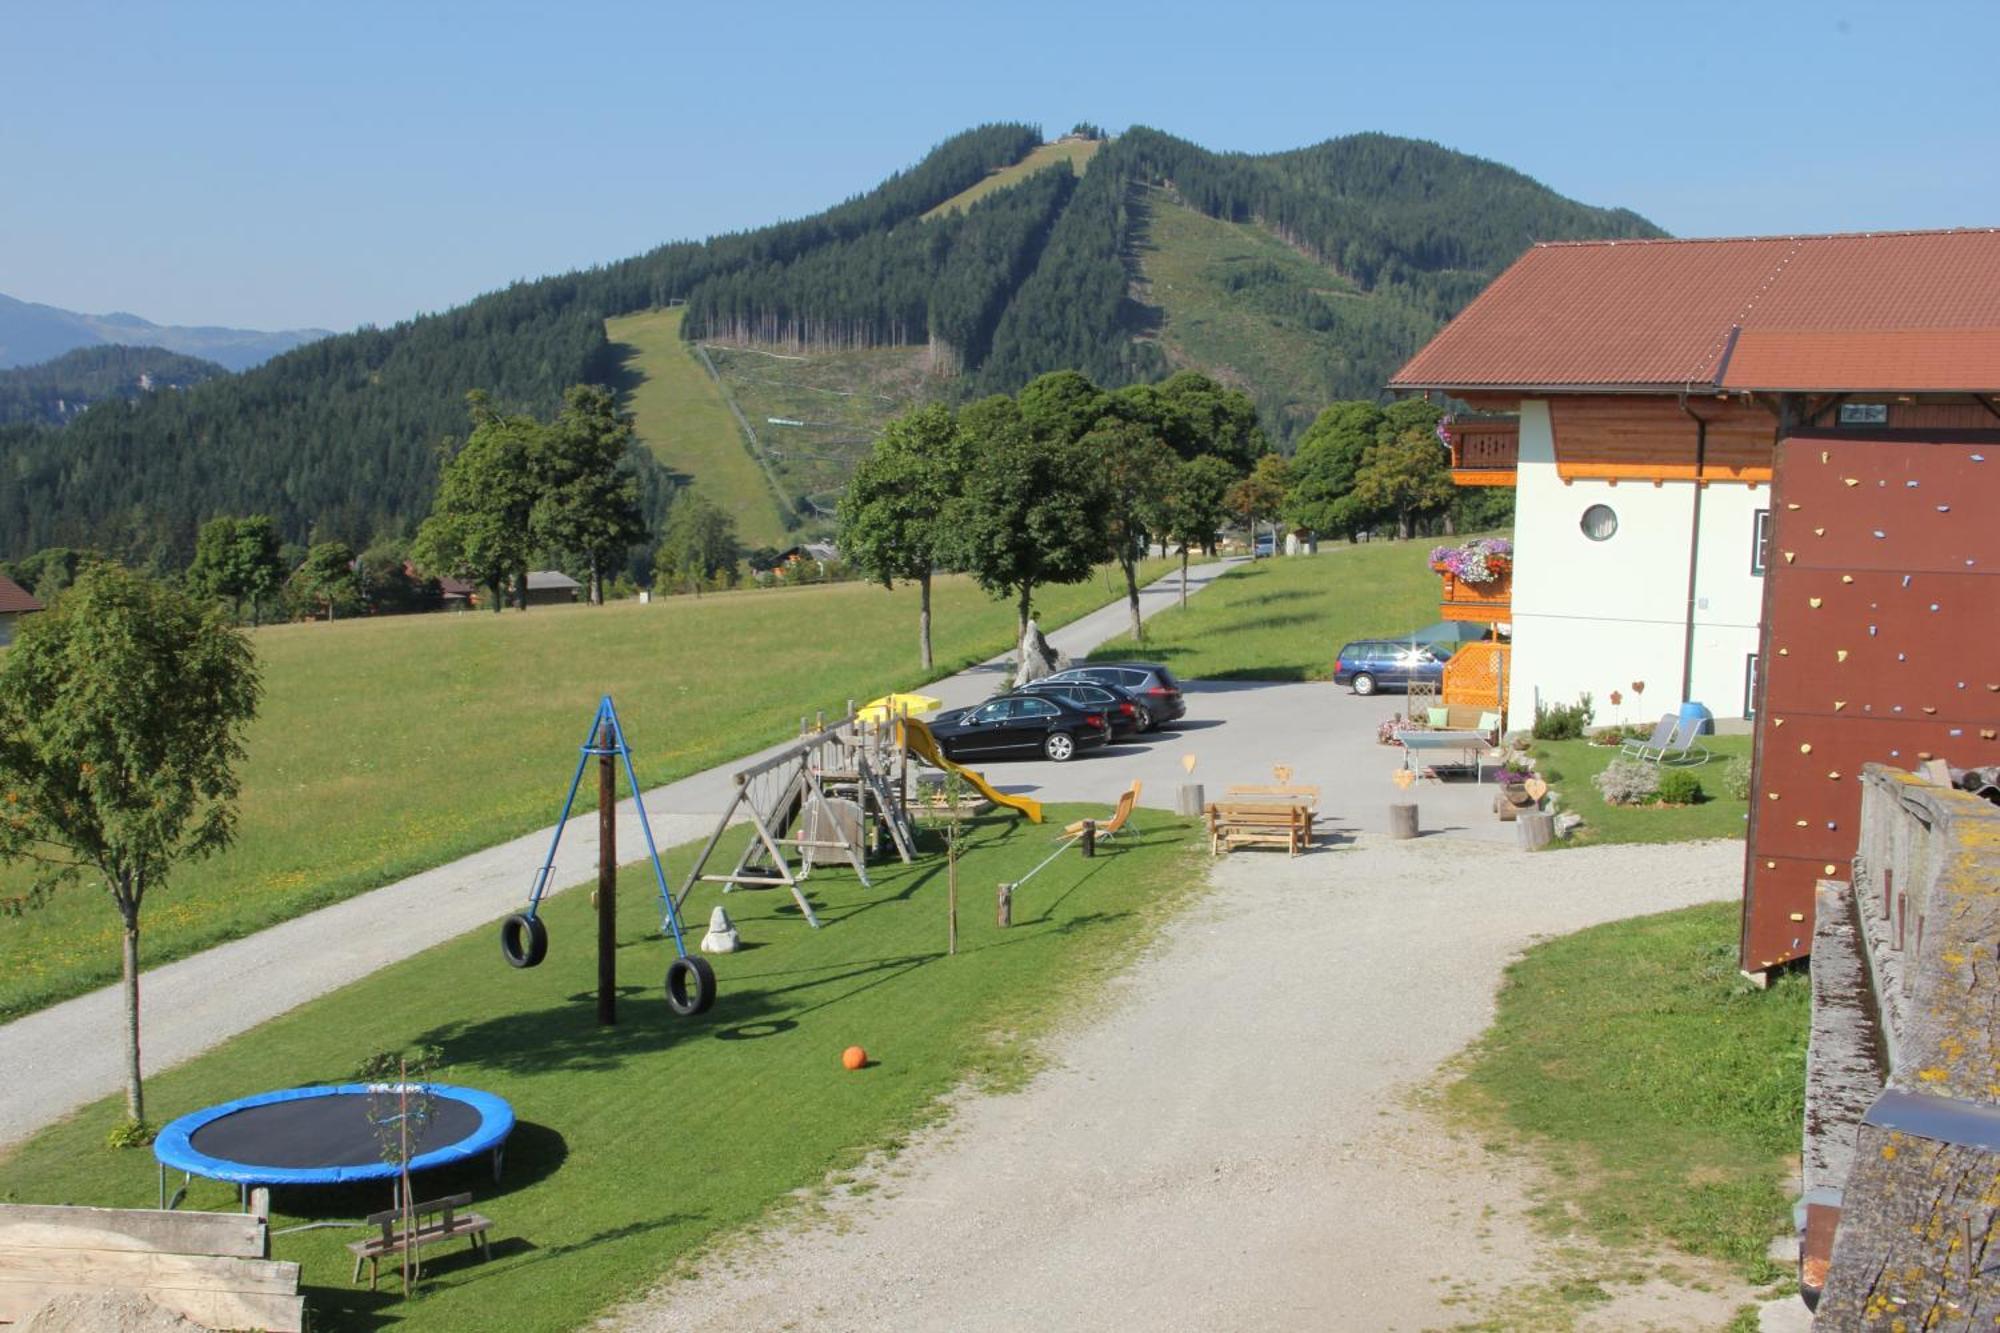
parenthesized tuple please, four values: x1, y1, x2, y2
(611, 836, 1750, 1332)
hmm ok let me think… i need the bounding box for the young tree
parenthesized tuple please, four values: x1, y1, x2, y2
(1227, 454, 1293, 557)
(1157, 455, 1236, 606)
(289, 541, 362, 620)
(948, 394, 1106, 642)
(187, 516, 286, 624)
(653, 491, 740, 596)
(1282, 401, 1385, 542)
(0, 564, 260, 1126)
(838, 404, 968, 670)
(1084, 417, 1176, 641)
(411, 393, 542, 613)
(1351, 427, 1455, 539)
(534, 385, 647, 606)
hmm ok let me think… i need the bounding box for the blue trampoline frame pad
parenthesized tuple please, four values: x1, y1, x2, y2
(154, 1083, 515, 1187)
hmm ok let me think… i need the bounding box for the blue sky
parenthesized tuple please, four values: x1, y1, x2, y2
(6, 0, 1995, 332)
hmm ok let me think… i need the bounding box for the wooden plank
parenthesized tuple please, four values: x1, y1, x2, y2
(0, 1204, 265, 1258)
(0, 1277, 303, 1331)
(0, 1245, 300, 1295)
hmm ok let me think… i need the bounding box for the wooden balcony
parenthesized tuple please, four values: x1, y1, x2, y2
(1438, 569, 1511, 624)
(1447, 420, 1518, 486)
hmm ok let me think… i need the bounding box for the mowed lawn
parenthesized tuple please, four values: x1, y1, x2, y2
(0, 563, 1165, 1018)
(1533, 734, 1754, 846)
(604, 307, 791, 549)
(0, 808, 1204, 1332)
(1089, 540, 1447, 680)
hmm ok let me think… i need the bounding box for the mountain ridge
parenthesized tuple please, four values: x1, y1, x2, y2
(0, 292, 329, 373)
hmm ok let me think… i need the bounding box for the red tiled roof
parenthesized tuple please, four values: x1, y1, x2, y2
(0, 574, 44, 616)
(1390, 228, 2000, 393)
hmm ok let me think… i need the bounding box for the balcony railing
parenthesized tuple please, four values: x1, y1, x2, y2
(1447, 420, 1518, 486)
(1438, 569, 1511, 624)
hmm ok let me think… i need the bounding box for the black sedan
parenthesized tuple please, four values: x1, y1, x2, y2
(1042, 662, 1187, 729)
(929, 693, 1111, 763)
(1014, 679, 1148, 739)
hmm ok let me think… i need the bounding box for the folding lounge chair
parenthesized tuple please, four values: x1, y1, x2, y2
(1655, 716, 1712, 767)
(1620, 714, 1678, 762)
(1064, 781, 1141, 843)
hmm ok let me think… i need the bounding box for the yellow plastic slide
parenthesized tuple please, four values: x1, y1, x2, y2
(898, 718, 1043, 823)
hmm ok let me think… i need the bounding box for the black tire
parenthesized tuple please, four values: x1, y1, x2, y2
(1043, 731, 1077, 762)
(665, 954, 717, 1016)
(500, 913, 548, 969)
(1351, 673, 1377, 697)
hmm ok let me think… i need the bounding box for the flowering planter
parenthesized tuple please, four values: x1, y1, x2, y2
(1437, 570, 1513, 605)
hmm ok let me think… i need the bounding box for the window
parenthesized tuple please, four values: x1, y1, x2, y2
(1751, 509, 1771, 576)
(1744, 653, 1761, 720)
(1017, 697, 1059, 718)
(972, 702, 1011, 723)
(1580, 504, 1618, 541)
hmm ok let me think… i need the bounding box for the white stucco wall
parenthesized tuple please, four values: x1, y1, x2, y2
(1506, 400, 1769, 729)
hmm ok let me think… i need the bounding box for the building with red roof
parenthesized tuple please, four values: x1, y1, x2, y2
(0, 574, 43, 646)
(1390, 227, 2000, 979)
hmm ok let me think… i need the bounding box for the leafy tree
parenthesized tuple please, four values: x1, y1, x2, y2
(357, 540, 442, 616)
(289, 541, 362, 620)
(1, 547, 97, 602)
(1150, 371, 1267, 469)
(654, 491, 740, 596)
(1227, 454, 1292, 557)
(0, 563, 260, 1125)
(838, 404, 967, 670)
(411, 393, 542, 613)
(534, 385, 647, 606)
(1084, 417, 1176, 640)
(948, 395, 1106, 642)
(1283, 401, 1385, 541)
(1157, 455, 1236, 606)
(1017, 369, 1108, 447)
(1351, 426, 1455, 539)
(187, 515, 286, 624)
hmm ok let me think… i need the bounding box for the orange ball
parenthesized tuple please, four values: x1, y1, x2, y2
(841, 1045, 867, 1071)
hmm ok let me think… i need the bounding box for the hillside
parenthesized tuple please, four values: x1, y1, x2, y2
(0, 343, 229, 425)
(0, 291, 326, 371)
(0, 123, 1659, 563)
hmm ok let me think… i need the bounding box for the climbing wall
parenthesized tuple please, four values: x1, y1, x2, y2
(1442, 641, 1509, 716)
(1740, 433, 2000, 974)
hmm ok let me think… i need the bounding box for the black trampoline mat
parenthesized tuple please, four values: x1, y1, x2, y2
(188, 1092, 484, 1169)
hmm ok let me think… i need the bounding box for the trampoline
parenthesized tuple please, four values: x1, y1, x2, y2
(154, 1083, 513, 1206)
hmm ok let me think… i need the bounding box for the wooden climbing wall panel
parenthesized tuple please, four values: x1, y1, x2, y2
(1739, 433, 2000, 974)
(1443, 641, 1509, 716)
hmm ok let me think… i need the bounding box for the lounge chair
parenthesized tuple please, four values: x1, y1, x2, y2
(1656, 716, 1712, 767)
(1620, 714, 1678, 762)
(1063, 780, 1141, 843)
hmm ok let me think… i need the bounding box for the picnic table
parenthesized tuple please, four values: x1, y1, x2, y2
(1392, 728, 1498, 782)
(1205, 798, 1315, 856)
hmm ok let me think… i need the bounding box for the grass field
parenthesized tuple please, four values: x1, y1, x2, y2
(604, 308, 792, 548)
(1448, 901, 1809, 1282)
(0, 562, 1167, 1019)
(1533, 735, 1754, 846)
(1089, 542, 1451, 680)
(1131, 186, 1437, 443)
(921, 138, 1101, 220)
(0, 807, 1204, 1332)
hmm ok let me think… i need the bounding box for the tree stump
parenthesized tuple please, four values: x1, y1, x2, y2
(1175, 784, 1206, 817)
(996, 882, 1013, 929)
(1389, 803, 1419, 840)
(1517, 811, 1555, 850)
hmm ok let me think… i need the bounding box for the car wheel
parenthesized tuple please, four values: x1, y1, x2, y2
(1043, 731, 1077, 762)
(1352, 673, 1377, 697)
(1136, 706, 1155, 732)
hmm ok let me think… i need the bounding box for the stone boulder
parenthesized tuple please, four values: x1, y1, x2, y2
(699, 904, 739, 954)
(1012, 619, 1070, 687)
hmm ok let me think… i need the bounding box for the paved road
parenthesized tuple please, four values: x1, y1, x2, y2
(0, 561, 1240, 1149)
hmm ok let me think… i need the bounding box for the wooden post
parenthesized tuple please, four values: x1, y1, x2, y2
(996, 881, 1012, 929)
(1080, 819, 1096, 857)
(597, 722, 617, 1027)
(1389, 803, 1419, 840)
(947, 845, 958, 957)
(1516, 811, 1554, 850)
(1175, 783, 1205, 817)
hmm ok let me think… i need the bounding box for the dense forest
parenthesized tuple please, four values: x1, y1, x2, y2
(0, 122, 1658, 566)
(0, 345, 227, 425)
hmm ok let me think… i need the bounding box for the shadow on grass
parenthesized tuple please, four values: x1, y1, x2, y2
(268, 1119, 570, 1224)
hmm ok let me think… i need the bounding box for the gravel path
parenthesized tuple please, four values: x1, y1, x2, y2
(0, 562, 1238, 1150)
(611, 836, 1750, 1333)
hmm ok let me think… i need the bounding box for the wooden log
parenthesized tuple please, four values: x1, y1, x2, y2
(1389, 803, 1419, 840)
(1516, 811, 1554, 850)
(0, 1205, 267, 1258)
(996, 882, 1012, 929)
(1080, 820, 1095, 858)
(1174, 783, 1205, 818)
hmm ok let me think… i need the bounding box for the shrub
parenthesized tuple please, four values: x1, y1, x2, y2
(1720, 756, 1753, 801)
(1532, 692, 1595, 741)
(1657, 768, 1704, 805)
(1595, 758, 1661, 806)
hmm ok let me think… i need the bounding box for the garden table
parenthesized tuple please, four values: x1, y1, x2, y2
(1392, 728, 1497, 782)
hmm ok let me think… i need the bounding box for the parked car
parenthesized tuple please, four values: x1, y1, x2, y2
(1332, 640, 1455, 696)
(1253, 531, 1276, 558)
(1041, 661, 1188, 728)
(1015, 678, 1148, 739)
(928, 693, 1111, 762)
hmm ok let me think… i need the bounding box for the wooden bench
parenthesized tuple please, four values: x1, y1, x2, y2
(1205, 801, 1314, 856)
(347, 1192, 493, 1291)
(1223, 783, 1320, 811)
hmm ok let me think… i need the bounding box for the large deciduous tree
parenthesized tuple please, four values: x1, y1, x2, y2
(838, 404, 968, 670)
(1227, 454, 1293, 557)
(1084, 417, 1176, 641)
(411, 393, 542, 613)
(187, 515, 287, 624)
(1352, 424, 1454, 539)
(289, 541, 362, 620)
(1282, 401, 1385, 542)
(654, 491, 740, 596)
(534, 386, 647, 606)
(1157, 455, 1236, 606)
(0, 564, 260, 1126)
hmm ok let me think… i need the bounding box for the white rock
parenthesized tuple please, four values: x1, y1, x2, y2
(699, 904, 739, 954)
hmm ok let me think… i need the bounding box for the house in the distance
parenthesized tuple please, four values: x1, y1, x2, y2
(522, 571, 581, 607)
(0, 574, 44, 646)
(1391, 227, 2000, 978)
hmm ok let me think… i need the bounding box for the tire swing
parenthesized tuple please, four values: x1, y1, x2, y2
(499, 695, 718, 1021)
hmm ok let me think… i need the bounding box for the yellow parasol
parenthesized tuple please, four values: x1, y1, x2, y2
(856, 692, 943, 724)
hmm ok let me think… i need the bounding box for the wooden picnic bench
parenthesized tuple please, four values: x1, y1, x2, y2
(1205, 800, 1314, 856)
(347, 1192, 493, 1291)
(1223, 783, 1321, 811)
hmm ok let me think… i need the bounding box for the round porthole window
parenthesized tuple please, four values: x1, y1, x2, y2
(1580, 504, 1618, 541)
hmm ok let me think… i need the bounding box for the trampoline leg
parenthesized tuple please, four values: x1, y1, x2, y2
(492, 1146, 504, 1184)
(157, 1163, 165, 1211)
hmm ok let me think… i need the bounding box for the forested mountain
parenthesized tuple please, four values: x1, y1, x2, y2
(0, 293, 328, 372)
(0, 123, 1659, 565)
(0, 345, 229, 425)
